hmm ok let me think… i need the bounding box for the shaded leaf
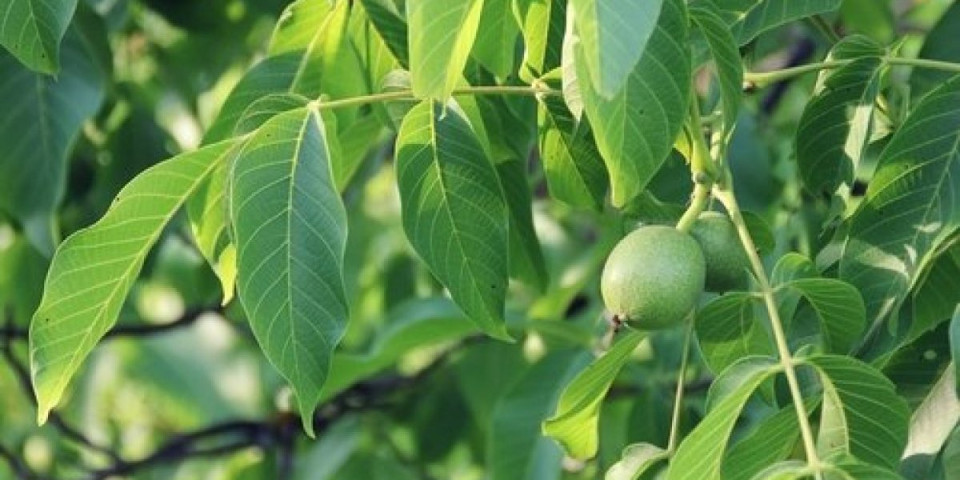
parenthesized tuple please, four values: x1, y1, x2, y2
(537, 82, 608, 209)
(910, 2, 960, 99)
(805, 354, 909, 469)
(0, 0, 77, 73)
(395, 101, 510, 339)
(783, 278, 865, 354)
(796, 36, 884, 195)
(667, 356, 781, 480)
(724, 399, 820, 480)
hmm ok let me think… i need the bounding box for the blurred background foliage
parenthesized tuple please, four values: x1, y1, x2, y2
(1, 0, 959, 479)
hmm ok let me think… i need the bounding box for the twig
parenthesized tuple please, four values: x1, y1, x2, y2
(0, 305, 219, 342)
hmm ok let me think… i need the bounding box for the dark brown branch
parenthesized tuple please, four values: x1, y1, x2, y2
(1, 329, 120, 463)
(0, 305, 219, 342)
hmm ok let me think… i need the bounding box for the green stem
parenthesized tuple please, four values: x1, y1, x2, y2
(744, 56, 960, 86)
(743, 60, 847, 85)
(675, 183, 710, 233)
(667, 318, 694, 454)
(885, 56, 960, 73)
(313, 85, 560, 111)
(713, 187, 823, 479)
(676, 91, 715, 233)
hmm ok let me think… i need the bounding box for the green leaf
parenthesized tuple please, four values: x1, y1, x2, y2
(907, 244, 960, 340)
(783, 278, 866, 354)
(724, 399, 821, 480)
(233, 93, 313, 137)
(472, 0, 520, 78)
(270, 0, 354, 97)
(537, 82, 608, 209)
(826, 457, 905, 480)
(910, 2, 960, 99)
(0, 22, 106, 254)
(359, 0, 409, 67)
(690, 2, 743, 144)
(29, 139, 238, 424)
(901, 364, 958, 480)
(490, 350, 590, 480)
(514, 0, 565, 82)
(696, 293, 773, 373)
(746, 461, 810, 480)
(839, 75, 960, 336)
(497, 159, 548, 291)
(320, 298, 477, 402)
(605, 443, 669, 480)
(796, 36, 884, 195)
(953, 308, 960, 393)
(570, 0, 662, 99)
(395, 100, 511, 339)
(543, 330, 645, 460)
(804, 354, 910, 469)
(230, 107, 348, 437)
(406, 0, 483, 100)
(203, 53, 301, 143)
(708, 0, 842, 45)
(574, 0, 691, 207)
(667, 356, 781, 480)
(0, 0, 77, 73)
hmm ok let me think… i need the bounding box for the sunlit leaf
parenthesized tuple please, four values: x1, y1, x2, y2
(514, 0, 566, 82)
(543, 330, 645, 460)
(472, 0, 520, 78)
(491, 350, 590, 480)
(575, 0, 690, 207)
(696, 293, 773, 373)
(0, 19, 106, 254)
(30, 139, 239, 423)
(783, 278, 865, 354)
(690, 2, 742, 144)
(839, 75, 960, 343)
(708, 0, 842, 45)
(407, 0, 484, 100)
(570, 0, 662, 99)
(605, 443, 668, 480)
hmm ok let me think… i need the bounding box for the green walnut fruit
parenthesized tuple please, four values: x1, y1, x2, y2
(690, 212, 750, 292)
(601, 225, 706, 330)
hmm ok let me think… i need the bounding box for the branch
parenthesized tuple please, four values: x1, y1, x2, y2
(1, 326, 120, 463)
(0, 305, 219, 342)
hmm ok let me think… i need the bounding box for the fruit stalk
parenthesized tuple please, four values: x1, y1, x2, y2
(713, 188, 823, 477)
(667, 318, 694, 454)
